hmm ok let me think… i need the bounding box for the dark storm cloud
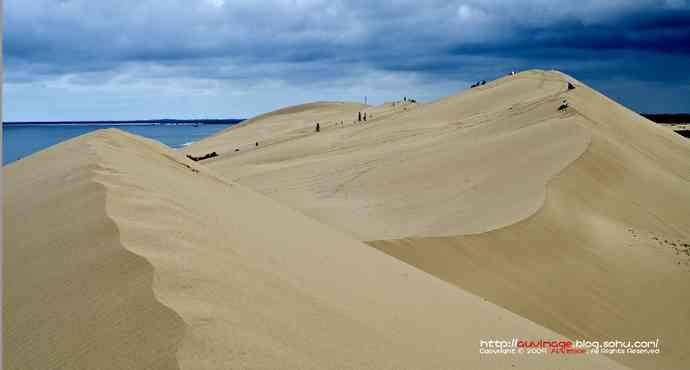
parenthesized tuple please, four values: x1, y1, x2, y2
(4, 0, 690, 118)
(515, 9, 690, 54)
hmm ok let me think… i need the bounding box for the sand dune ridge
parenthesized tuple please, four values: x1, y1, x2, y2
(4, 127, 626, 369)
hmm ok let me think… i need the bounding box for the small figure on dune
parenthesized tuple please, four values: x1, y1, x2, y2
(567, 82, 575, 90)
(558, 98, 569, 111)
(316, 122, 320, 132)
(363, 113, 367, 122)
(256, 142, 259, 146)
(404, 96, 407, 102)
(358, 112, 362, 122)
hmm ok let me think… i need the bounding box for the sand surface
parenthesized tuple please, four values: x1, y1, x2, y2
(185, 70, 690, 369)
(4, 128, 624, 369)
(188, 73, 595, 240)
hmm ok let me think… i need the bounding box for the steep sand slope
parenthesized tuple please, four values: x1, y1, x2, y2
(4, 129, 622, 369)
(186, 70, 690, 369)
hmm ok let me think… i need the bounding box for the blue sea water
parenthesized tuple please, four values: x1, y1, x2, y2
(2, 123, 235, 165)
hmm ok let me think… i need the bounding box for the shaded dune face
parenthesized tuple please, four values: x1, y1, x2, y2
(371, 82, 690, 370)
(370, 136, 690, 369)
(3, 139, 184, 370)
(186, 70, 690, 370)
(3, 129, 627, 369)
(6, 69, 687, 369)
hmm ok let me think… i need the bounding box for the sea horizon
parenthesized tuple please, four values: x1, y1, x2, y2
(2, 120, 243, 165)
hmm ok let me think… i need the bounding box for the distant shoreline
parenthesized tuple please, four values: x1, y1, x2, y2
(3, 118, 244, 126)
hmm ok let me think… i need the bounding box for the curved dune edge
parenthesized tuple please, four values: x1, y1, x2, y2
(16, 128, 624, 369)
(370, 78, 690, 370)
(8, 67, 683, 369)
(185, 70, 594, 241)
(3, 136, 185, 370)
(178, 69, 690, 369)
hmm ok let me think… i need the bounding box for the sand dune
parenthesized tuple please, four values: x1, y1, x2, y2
(4, 128, 624, 369)
(185, 71, 592, 240)
(185, 70, 690, 369)
(190, 101, 368, 156)
(3, 134, 184, 370)
(374, 73, 690, 370)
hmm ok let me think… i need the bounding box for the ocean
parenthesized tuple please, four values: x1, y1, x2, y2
(2, 123, 236, 165)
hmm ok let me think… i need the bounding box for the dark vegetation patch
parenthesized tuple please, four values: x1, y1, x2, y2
(186, 152, 218, 161)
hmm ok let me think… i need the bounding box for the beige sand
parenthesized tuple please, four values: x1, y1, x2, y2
(185, 71, 591, 240)
(185, 70, 690, 369)
(4, 129, 623, 369)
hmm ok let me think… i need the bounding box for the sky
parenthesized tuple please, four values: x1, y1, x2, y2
(4, 0, 690, 121)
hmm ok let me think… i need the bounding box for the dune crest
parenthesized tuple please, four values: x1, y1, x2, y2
(4, 128, 625, 369)
(3, 134, 184, 370)
(186, 70, 690, 369)
(185, 70, 593, 240)
(372, 71, 690, 370)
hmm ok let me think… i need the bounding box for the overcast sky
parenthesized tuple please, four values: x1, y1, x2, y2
(4, 0, 690, 121)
